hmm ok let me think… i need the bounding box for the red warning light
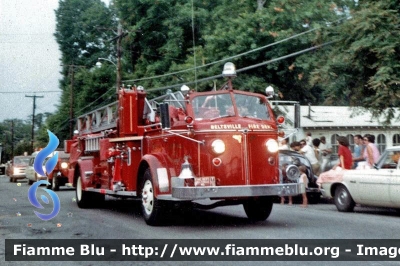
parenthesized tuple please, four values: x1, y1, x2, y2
(277, 116, 285, 124)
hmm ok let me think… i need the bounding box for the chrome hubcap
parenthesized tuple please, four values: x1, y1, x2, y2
(142, 180, 154, 215)
(338, 189, 347, 205)
(77, 177, 82, 201)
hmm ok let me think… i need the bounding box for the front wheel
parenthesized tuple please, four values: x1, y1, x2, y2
(141, 169, 163, 225)
(243, 197, 273, 221)
(334, 185, 355, 212)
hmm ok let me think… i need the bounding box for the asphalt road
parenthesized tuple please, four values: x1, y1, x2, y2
(1, 176, 400, 266)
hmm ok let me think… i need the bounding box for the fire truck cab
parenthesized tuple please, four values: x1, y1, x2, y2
(65, 63, 303, 225)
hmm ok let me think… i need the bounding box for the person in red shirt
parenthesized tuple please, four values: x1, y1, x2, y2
(334, 136, 353, 170)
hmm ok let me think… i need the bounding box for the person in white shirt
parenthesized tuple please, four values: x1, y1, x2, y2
(293, 141, 321, 175)
(278, 138, 289, 150)
(306, 132, 313, 147)
(318, 136, 332, 172)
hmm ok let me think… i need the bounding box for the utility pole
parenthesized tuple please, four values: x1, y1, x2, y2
(25, 94, 44, 154)
(69, 65, 75, 139)
(116, 23, 123, 96)
(107, 22, 127, 98)
(11, 120, 14, 158)
(64, 64, 85, 138)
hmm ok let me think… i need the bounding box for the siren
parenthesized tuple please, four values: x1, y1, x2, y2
(178, 157, 195, 180)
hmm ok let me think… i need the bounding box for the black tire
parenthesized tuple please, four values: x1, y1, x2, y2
(52, 175, 60, 191)
(9, 177, 15, 183)
(76, 175, 105, 208)
(141, 169, 163, 225)
(46, 176, 52, 189)
(243, 197, 273, 221)
(307, 193, 320, 204)
(28, 179, 34, 185)
(334, 185, 355, 212)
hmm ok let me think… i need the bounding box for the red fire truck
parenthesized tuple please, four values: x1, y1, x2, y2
(64, 63, 303, 225)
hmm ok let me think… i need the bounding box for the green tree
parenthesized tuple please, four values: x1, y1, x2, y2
(309, 0, 400, 123)
(115, 0, 219, 92)
(0, 119, 31, 161)
(53, 0, 116, 141)
(115, 0, 353, 101)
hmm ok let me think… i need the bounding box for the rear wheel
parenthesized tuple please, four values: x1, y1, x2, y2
(334, 185, 355, 212)
(141, 169, 163, 225)
(76, 175, 104, 208)
(46, 176, 52, 189)
(307, 193, 320, 204)
(28, 178, 34, 185)
(52, 175, 60, 191)
(243, 197, 273, 221)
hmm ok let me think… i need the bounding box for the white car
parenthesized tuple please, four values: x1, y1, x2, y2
(318, 146, 400, 212)
(25, 154, 46, 185)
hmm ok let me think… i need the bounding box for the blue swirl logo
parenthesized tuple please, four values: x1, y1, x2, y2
(29, 130, 61, 221)
(34, 130, 59, 176)
(28, 180, 61, 221)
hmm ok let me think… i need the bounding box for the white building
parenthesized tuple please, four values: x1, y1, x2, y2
(277, 105, 400, 154)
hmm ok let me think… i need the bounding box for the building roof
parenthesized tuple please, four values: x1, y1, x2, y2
(276, 105, 400, 129)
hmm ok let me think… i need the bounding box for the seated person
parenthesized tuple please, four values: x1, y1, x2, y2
(238, 106, 250, 116)
(392, 153, 400, 164)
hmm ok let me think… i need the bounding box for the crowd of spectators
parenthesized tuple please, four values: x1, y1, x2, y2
(279, 132, 381, 171)
(279, 132, 381, 207)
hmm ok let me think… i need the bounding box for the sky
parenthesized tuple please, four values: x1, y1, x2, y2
(0, 0, 109, 123)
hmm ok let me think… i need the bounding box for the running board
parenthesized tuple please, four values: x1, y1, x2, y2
(85, 187, 137, 197)
(192, 199, 246, 210)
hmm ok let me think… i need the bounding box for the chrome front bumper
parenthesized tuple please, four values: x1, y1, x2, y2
(171, 177, 304, 200)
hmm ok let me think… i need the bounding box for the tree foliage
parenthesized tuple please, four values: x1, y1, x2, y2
(309, 0, 400, 123)
(50, 0, 116, 141)
(0, 119, 32, 162)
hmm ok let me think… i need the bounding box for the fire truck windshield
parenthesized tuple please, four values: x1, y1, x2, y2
(234, 94, 270, 120)
(192, 93, 270, 120)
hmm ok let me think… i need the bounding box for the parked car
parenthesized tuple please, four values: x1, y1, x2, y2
(6, 155, 32, 182)
(46, 150, 70, 191)
(279, 150, 321, 204)
(318, 146, 400, 212)
(25, 152, 47, 185)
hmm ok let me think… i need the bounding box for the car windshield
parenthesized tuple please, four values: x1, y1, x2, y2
(279, 153, 311, 168)
(13, 157, 30, 166)
(192, 93, 270, 120)
(378, 150, 400, 169)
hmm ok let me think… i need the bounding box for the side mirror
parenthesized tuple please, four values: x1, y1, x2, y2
(159, 103, 170, 129)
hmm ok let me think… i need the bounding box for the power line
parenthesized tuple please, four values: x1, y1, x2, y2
(123, 28, 318, 83)
(123, 17, 347, 84)
(0, 90, 59, 94)
(147, 40, 337, 93)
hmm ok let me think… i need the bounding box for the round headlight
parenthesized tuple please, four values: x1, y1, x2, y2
(211, 139, 225, 154)
(266, 139, 279, 153)
(61, 162, 69, 169)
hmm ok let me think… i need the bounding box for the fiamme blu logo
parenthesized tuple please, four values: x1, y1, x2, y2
(28, 130, 61, 221)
